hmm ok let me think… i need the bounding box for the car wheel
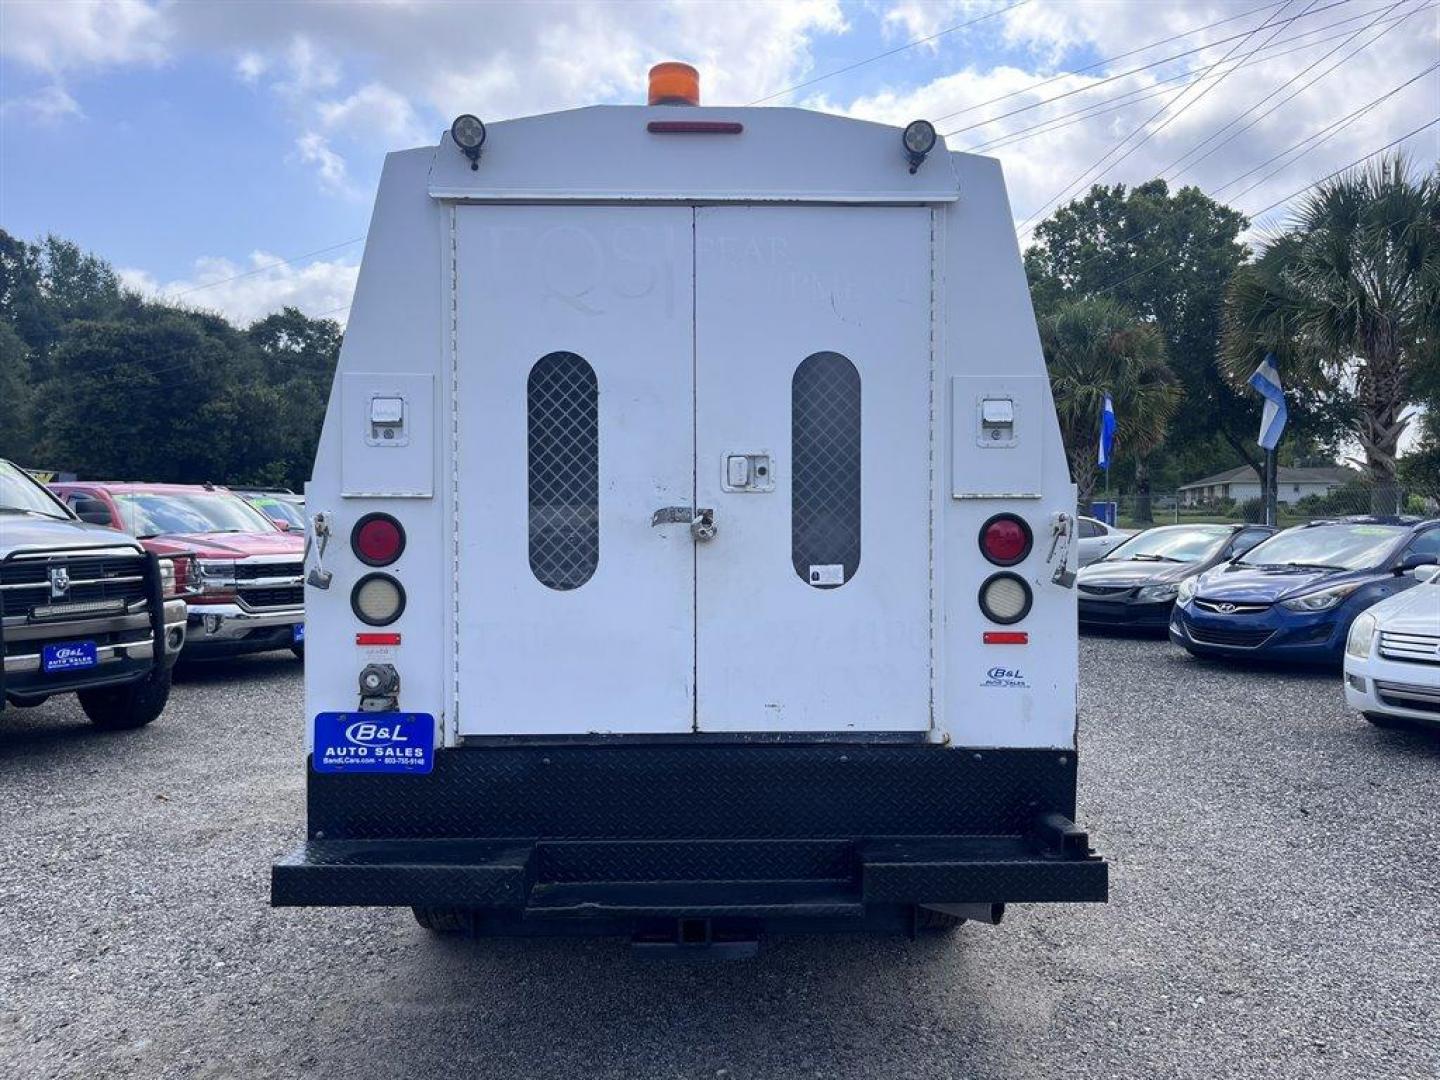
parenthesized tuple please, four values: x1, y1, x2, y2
(78, 667, 172, 731)
(6, 694, 49, 708)
(412, 906, 470, 934)
(291, 644, 305, 660)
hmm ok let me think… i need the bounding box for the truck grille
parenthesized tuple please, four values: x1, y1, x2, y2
(239, 585, 304, 609)
(1377, 630, 1440, 665)
(1186, 625, 1274, 648)
(235, 561, 304, 582)
(0, 554, 150, 619)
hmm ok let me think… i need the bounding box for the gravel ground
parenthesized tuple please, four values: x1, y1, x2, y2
(1, 636, 1437, 1080)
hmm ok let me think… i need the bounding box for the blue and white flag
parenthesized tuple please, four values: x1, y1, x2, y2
(1248, 354, 1288, 451)
(1097, 393, 1116, 469)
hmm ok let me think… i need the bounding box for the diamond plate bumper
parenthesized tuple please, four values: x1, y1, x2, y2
(272, 744, 1107, 926)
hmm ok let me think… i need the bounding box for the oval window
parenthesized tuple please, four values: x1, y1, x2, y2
(791, 351, 861, 589)
(527, 351, 598, 590)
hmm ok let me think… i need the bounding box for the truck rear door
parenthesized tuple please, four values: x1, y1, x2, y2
(455, 204, 932, 736)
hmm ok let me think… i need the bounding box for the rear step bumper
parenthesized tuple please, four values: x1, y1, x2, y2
(272, 743, 1107, 933)
(271, 831, 1107, 913)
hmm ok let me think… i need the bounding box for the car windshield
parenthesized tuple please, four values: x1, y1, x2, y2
(247, 496, 306, 530)
(115, 491, 277, 538)
(1236, 523, 1407, 570)
(1102, 525, 1232, 564)
(0, 460, 70, 519)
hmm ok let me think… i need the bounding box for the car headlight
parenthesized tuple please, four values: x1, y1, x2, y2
(1346, 612, 1377, 659)
(158, 557, 177, 598)
(1137, 583, 1179, 602)
(1176, 578, 1198, 605)
(1280, 581, 1363, 612)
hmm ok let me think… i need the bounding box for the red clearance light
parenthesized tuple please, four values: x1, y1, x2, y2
(983, 631, 1029, 645)
(646, 120, 743, 134)
(979, 514, 1033, 566)
(356, 632, 402, 646)
(351, 513, 406, 567)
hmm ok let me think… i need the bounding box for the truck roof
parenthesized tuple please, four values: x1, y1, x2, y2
(425, 104, 962, 204)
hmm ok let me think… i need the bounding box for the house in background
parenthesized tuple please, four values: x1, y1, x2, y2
(1179, 465, 1361, 507)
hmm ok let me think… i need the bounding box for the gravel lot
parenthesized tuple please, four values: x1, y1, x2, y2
(1, 636, 1437, 1080)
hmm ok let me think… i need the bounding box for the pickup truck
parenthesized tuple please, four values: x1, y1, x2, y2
(1, 459, 187, 728)
(50, 482, 305, 660)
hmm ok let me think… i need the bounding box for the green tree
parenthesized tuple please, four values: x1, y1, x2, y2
(1221, 155, 1440, 512)
(1026, 180, 1347, 519)
(0, 322, 35, 461)
(1039, 297, 1181, 506)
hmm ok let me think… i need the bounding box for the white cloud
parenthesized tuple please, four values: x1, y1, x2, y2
(827, 1, 1440, 232)
(293, 132, 354, 196)
(119, 251, 359, 327)
(0, 83, 84, 124)
(235, 51, 268, 83)
(318, 82, 427, 146)
(0, 0, 169, 73)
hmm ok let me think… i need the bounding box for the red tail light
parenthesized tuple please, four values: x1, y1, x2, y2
(351, 513, 406, 567)
(979, 514, 1032, 566)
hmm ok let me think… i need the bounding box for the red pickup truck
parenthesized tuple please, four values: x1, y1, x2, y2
(49, 482, 305, 660)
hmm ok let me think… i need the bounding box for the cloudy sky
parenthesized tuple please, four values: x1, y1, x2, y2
(2, 0, 1435, 327)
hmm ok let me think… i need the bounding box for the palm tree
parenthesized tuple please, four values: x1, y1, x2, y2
(1221, 155, 1440, 513)
(1040, 297, 1181, 507)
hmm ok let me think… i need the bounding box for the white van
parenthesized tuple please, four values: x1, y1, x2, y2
(271, 65, 1107, 952)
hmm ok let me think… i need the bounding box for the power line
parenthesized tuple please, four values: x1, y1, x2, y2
(937, 0, 1360, 133)
(1016, 0, 1299, 235)
(1245, 115, 1440, 218)
(964, 3, 1427, 154)
(1081, 120, 1440, 298)
(1165, 0, 1420, 179)
(160, 236, 365, 301)
(1212, 61, 1438, 198)
(747, 0, 1031, 106)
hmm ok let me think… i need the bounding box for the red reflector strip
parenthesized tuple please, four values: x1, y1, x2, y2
(983, 631, 1029, 645)
(646, 120, 743, 134)
(356, 632, 401, 646)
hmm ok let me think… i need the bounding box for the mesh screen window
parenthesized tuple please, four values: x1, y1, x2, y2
(791, 351, 861, 589)
(527, 351, 599, 590)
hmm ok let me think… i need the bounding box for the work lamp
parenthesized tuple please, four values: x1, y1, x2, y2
(450, 114, 486, 169)
(903, 119, 937, 173)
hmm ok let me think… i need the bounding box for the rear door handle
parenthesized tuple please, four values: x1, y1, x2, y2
(651, 506, 717, 541)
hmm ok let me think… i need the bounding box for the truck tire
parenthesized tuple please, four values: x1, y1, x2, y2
(78, 667, 172, 731)
(412, 906, 470, 934)
(914, 907, 966, 932)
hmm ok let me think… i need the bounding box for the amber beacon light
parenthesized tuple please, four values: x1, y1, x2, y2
(649, 62, 700, 106)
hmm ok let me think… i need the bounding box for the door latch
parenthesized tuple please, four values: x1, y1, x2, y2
(651, 506, 717, 542)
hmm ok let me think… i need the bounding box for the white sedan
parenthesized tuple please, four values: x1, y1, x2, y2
(1344, 565, 1440, 731)
(1076, 516, 1135, 566)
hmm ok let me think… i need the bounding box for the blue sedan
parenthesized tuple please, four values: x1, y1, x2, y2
(1170, 516, 1440, 666)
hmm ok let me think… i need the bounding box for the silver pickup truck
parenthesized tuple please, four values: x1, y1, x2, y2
(0, 460, 188, 729)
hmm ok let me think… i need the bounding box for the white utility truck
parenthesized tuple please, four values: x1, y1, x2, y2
(272, 64, 1107, 953)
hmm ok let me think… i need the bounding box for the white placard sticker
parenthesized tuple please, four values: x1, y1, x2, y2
(808, 564, 844, 586)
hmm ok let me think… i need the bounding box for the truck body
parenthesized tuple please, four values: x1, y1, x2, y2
(1, 461, 187, 728)
(272, 74, 1107, 949)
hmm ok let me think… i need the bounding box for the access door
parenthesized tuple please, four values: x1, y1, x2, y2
(694, 206, 933, 732)
(455, 206, 695, 735)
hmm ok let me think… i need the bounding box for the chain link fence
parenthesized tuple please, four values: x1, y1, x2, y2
(1087, 481, 1439, 530)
